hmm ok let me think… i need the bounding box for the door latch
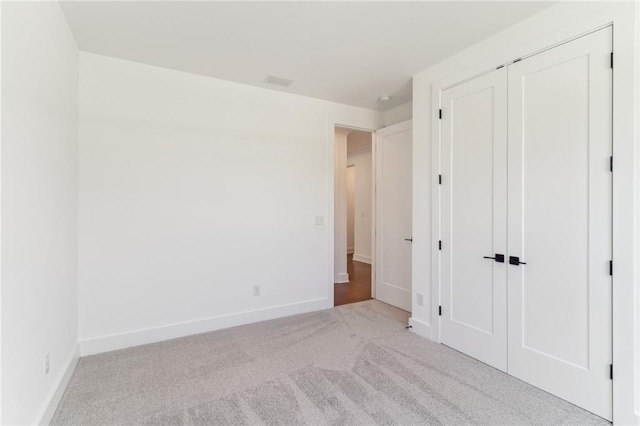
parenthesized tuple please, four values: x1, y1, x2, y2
(483, 254, 505, 263)
(509, 256, 527, 265)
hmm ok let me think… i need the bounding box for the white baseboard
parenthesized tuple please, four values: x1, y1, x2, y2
(408, 317, 433, 340)
(334, 272, 349, 284)
(80, 297, 330, 356)
(39, 344, 80, 425)
(352, 254, 372, 264)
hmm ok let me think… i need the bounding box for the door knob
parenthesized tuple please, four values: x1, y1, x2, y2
(509, 256, 527, 265)
(404, 238, 413, 242)
(483, 254, 505, 263)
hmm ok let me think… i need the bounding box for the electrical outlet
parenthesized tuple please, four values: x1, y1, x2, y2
(416, 293, 424, 307)
(253, 285, 261, 296)
(45, 353, 50, 375)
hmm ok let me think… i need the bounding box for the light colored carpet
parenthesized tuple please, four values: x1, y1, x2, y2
(52, 300, 608, 425)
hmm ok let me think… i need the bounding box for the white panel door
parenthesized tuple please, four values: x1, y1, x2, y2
(507, 28, 612, 420)
(441, 68, 508, 371)
(375, 120, 412, 312)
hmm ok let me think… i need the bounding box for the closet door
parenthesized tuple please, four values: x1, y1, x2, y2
(507, 28, 612, 420)
(441, 68, 508, 371)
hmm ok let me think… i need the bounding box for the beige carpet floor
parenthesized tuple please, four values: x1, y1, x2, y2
(52, 300, 608, 425)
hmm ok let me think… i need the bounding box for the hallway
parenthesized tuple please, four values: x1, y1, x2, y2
(334, 254, 372, 306)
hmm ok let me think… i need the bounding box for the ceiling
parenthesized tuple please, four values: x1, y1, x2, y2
(60, 1, 556, 111)
(347, 131, 372, 154)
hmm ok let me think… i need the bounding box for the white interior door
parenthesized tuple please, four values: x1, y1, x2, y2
(507, 27, 612, 420)
(440, 68, 508, 371)
(375, 120, 412, 312)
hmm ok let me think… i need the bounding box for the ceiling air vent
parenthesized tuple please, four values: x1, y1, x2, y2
(264, 75, 294, 88)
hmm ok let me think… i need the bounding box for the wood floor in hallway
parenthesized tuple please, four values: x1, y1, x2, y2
(334, 253, 372, 306)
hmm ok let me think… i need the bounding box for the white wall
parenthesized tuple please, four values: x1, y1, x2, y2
(346, 165, 355, 254)
(1, 5, 4, 421)
(78, 53, 380, 354)
(381, 101, 412, 127)
(347, 143, 372, 264)
(411, 1, 639, 423)
(1, 2, 79, 424)
(635, 3, 640, 421)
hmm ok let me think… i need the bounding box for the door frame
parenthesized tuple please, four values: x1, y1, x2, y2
(428, 6, 638, 424)
(329, 122, 377, 305)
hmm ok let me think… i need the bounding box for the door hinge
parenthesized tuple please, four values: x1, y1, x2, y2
(610, 364, 613, 380)
(439, 109, 442, 119)
(438, 240, 442, 250)
(610, 52, 614, 69)
(438, 174, 442, 185)
(609, 260, 613, 276)
(610, 156, 613, 172)
(439, 305, 442, 316)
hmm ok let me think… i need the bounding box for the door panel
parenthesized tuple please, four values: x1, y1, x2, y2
(507, 28, 612, 420)
(375, 121, 412, 312)
(441, 68, 508, 371)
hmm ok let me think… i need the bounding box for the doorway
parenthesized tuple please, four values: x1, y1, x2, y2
(333, 121, 413, 311)
(334, 127, 374, 306)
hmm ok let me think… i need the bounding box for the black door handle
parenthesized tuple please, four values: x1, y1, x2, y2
(509, 256, 527, 265)
(483, 254, 504, 263)
(404, 238, 413, 242)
